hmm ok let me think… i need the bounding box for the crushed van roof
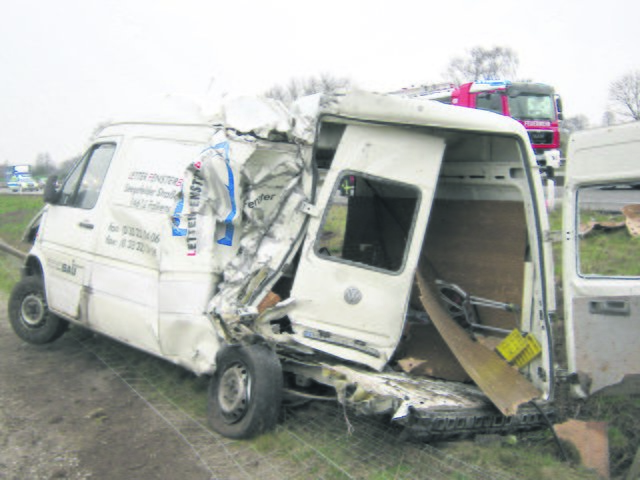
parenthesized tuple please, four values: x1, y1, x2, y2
(104, 90, 531, 146)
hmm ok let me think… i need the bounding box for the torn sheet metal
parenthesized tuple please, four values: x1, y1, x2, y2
(329, 365, 489, 419)
(215, 94, 333, 144)
(173, 99, 314, 340)
(415, 269, 540, 416)
(283, 358, 490, 419)
(221, 96, 292, 139)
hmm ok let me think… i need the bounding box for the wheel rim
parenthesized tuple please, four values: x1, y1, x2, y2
(20, 293, 46, 328)
(218, 362, 251, 424)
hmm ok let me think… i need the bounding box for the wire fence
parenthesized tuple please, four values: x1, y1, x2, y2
(69, 328, 517, 480)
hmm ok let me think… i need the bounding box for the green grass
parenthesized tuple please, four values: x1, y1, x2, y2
(318, 203, 347, 256)
(437, 437, 597, 480)
(0, 194, 43, 247)
(578, 211, 639, 276)
(0, 193, 43, 293)
(0, 253, 22, 294)
(548, 208, 640, 279)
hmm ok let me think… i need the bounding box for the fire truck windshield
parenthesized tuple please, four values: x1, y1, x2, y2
(507, 93, 556, 122)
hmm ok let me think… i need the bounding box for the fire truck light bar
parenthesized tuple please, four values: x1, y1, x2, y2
(469, 80, 511, 93)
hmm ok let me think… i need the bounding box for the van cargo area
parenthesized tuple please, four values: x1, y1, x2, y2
(265, 115, 553, 439)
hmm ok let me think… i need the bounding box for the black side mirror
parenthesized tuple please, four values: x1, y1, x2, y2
(555, 95, 564, 121)
(43, 175, 60, 204)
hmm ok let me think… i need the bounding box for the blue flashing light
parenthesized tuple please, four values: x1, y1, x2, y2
(473, 79, 511, 88)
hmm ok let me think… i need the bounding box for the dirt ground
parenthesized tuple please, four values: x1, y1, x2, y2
(0, 292, 212, 480)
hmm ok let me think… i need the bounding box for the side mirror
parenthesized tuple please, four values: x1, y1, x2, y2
(43, 175, 60, 204)
(555, 95, 564, 121)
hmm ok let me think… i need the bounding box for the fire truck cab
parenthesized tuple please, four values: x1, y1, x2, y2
(394, 80, 563, 169)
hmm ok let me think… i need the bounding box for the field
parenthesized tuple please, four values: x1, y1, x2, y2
(0, 194, 42, 292)
(0, 193, 638, 478)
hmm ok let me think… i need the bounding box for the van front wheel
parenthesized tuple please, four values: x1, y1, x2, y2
(208, 343, 283, 439)
(8, 276, 67, 344)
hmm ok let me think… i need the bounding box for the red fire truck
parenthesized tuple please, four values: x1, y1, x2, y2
(393, 80, 563, 168)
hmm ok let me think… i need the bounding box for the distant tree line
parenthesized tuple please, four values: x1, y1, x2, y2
(0, 154, 78, 179)
(263, 73, 352, 105)
(444, 46, 520, 84)
(6, 51, 638, 178)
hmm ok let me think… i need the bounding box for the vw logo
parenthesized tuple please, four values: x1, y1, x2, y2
(344, 287, 363, 305)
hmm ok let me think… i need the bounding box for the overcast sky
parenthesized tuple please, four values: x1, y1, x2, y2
(1, 0, 637, 166)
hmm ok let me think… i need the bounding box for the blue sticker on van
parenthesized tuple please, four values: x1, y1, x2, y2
(208, 141, 236, 247)
(171, 198, 187, 237)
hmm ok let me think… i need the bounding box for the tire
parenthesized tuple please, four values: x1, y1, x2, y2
(8, 276, 67, 344)
(208, 343, 283, 439)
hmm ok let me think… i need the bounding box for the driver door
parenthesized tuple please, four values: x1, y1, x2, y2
(42, 143, 116, 321)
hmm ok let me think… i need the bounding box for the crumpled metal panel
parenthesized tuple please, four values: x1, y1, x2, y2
(221, 96, 292, 139)
(327, 364, 490, 419)
(173, 98, 314, 340)
(281, 357, 489, 419)
(214, 94, 332, 144)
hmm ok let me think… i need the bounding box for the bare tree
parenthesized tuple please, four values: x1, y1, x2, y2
(609, 70, 640, 121)
(264, 73, 352, 105)
(32, 152, 55, 177)
(444, 46, 519, 84)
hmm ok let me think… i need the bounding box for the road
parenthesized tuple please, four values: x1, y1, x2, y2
(552, 185, 639, 212)
(0, 291, 212, 479)
(0, 187, 42, 196)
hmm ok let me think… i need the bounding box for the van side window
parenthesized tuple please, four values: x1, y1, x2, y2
(316, 173, 419, 273)
(59, 143, 116, 209)
(577, 183, 640, 277)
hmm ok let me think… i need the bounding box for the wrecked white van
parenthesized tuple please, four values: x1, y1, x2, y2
(8, 91, 640, 440)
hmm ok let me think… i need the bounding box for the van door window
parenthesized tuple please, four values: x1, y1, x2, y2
(59, 143, 116, 209)
(316, 173, 419, 273)
(577, 183, 640, 277)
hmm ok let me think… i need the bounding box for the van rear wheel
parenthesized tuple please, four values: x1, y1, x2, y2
(8, 276, 67, 344)
(208, 343, 283, 439)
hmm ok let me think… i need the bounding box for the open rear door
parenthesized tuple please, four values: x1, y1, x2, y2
(563, 123, 640, 396)
(289, 123, 445, 371)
